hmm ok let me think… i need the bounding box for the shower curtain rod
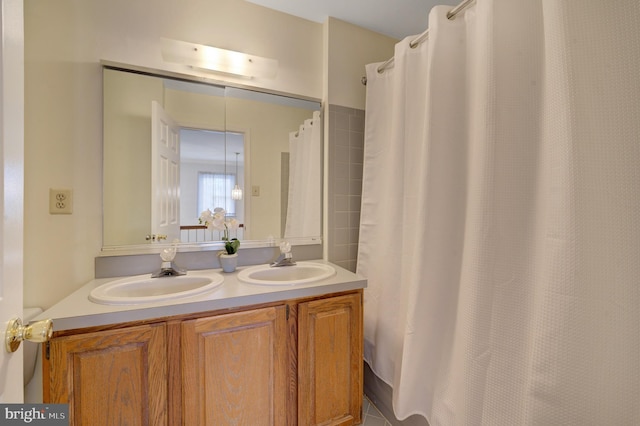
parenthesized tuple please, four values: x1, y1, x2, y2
(361, 0, 475, 85)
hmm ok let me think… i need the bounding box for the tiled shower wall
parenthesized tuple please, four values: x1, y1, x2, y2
(327, 104, 365, 272)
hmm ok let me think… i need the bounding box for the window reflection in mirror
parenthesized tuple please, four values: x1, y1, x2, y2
(102, 66, 322, 249)
(180, 129, 245, 242)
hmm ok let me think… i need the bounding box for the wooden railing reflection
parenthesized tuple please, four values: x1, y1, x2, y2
(179, 224, 244, 243)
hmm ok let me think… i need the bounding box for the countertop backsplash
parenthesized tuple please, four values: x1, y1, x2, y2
(95, 244, 323, 279)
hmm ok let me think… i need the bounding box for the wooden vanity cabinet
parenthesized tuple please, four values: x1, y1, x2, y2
(181, 305, 288, 425)
(43, 290, 363, 426)
(298, 292, 363, 426)
(43, 323, 168, 425)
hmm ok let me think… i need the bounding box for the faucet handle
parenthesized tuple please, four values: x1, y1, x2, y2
(279, 241, 291, 254)
(160, 246, 177, 262)
(271, 241, 296, 267)
(276, 241, 294, 263)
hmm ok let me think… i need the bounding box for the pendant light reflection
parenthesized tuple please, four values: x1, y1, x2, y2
(231, 152, 243, 201)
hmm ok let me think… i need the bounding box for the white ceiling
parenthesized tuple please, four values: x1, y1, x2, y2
(245, 0, 461, 39)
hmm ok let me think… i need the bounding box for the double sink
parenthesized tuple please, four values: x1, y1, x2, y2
(89, 262, 336, 306)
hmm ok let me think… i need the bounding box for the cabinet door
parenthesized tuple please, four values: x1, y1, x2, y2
(182, 306, 288, 425)
(44, 323, 167, 426)
(298, 292, 363, 426)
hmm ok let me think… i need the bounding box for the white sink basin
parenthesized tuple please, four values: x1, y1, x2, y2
(237, 262, 336, 286)
(89, 271, 224, 305)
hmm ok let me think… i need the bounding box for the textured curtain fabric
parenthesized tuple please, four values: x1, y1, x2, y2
(357, 1, 640, 424)
(285, 110, 322, 238)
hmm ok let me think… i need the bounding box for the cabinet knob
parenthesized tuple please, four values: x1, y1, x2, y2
(5, 318, 53, 353)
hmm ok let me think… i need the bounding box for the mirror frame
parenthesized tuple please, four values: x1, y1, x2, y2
(99, 61, 323, 256)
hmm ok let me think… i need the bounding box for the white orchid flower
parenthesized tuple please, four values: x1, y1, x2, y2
(198, 207, 241, 255)
(211, 216, 226, 231)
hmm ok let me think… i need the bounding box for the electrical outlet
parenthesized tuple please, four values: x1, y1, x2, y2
(49, 189, 73, 214)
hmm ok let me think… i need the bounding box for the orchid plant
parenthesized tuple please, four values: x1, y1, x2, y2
(199, 207, 240, 255)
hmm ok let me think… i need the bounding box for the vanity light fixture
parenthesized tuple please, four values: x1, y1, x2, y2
(160, 38, 278, 79)
(231, 152, 243, 201)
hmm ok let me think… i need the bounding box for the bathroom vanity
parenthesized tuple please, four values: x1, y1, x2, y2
(38, 261, 365, 425)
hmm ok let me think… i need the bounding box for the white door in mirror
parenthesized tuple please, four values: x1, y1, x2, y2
(151, 101, 181, 242)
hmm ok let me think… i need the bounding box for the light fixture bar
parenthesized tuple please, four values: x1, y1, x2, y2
(160, 38, 278, 79)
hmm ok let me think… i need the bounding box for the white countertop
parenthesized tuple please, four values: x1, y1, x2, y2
(36, 260, 366, 332)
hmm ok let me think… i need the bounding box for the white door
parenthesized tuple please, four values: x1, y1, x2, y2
(151, 101, 181, 242)
(0, 0, 25, 402)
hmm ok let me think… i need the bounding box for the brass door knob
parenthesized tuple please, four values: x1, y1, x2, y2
(5, 318, 53, 353)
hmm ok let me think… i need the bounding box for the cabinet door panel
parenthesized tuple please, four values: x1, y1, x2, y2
(298, 292, 363, 426)
(182, 306, 288, 426)
(45, 324, 167, 426)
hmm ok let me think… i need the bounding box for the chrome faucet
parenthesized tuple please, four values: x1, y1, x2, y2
(271, 241, 297, 267)
(151, 244, 186, 277)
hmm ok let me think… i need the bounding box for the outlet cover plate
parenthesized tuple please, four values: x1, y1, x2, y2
(49, 189, 73, 214)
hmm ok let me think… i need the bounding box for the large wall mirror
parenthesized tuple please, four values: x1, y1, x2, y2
(103, 66, 322, 251)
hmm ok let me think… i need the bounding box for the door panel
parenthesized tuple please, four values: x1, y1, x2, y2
(0, 0, 25, 403)
(298, 293, 363, 426)
(45, 324, 167, 425)
(151, 101, 180, 242)
(182, 306, 288, 425)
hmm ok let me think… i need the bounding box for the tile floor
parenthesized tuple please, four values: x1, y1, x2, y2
(362, 395, 392, 426)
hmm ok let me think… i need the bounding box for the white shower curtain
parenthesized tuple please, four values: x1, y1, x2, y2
(358, 1, 640, 425)
(285, 110, 322, 238)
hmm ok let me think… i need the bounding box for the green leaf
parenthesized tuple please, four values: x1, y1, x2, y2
(225, 238, 240, 254)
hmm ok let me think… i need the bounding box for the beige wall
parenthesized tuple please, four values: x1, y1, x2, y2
(325, 17, 397, 110)
(24, 0, 395, 309)
(103, 70, 163, 246)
